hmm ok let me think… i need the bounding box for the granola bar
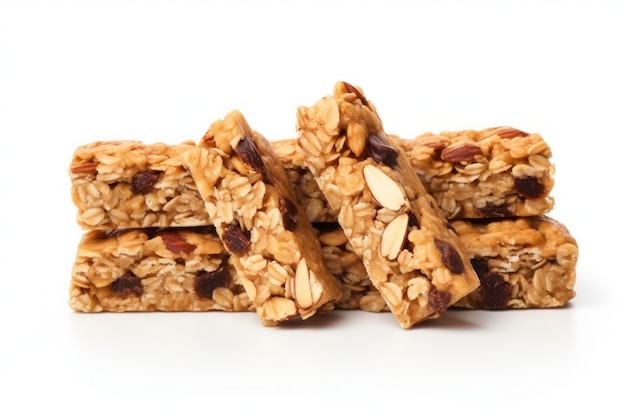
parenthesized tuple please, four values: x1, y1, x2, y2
(451, 216, 578, 309)
(400, 127, 555, 219)
(296, 81, 480, 328)
(274, 130, 555, 221)
(69, 226, 253, 312)
(70, 140, 210, 230)
(183, 110, 342, 326)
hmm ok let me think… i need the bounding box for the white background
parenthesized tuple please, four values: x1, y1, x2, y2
(1, 1, 624, 415)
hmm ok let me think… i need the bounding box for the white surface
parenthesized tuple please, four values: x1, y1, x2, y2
(1, 1, 624, 415)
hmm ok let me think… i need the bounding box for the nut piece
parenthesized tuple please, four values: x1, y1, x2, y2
(193, 265, 230, 299)
(368, 134, 399, 166)
(234, 134, 267, 179)
(70, 162, 98, 174)
(155, 231, 196, 254)
(493, 127, 529, 138)
(342, 81, 369, 106)
(222, 224, 251, 256)
(347, 121, 368, 157)
(279, 197, 298, 231)
(440, 144, 482, 162)
(434, 239, 465, 274)
(363, 165, 406, 211)
(294, 258, 313, 308)
(381, 213, 409, 260)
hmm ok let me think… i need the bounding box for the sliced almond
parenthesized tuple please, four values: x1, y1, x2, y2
(347, 121, 368, 157)
(380, 213, 409, 260)
(294, 258, 313, 309)
(363, 165, 406, 211)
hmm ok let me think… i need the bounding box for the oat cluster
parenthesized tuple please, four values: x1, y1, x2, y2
(68, 81, 578, 329)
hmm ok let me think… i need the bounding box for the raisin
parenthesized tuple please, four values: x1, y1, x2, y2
(234, 135, 267, 179)
(434, 239, 465, 274)
(470, 257, 490, 279)
(514, 176, 545, 198)
(480, 271, 512, 309)
(110, 271, 143, 297)
(222, 224, 251, 256)
(479, 203, 513, 218)
(131, 171, 160, 194)
(279, 197, 298, 231)
(428, 288, 452, 314)
(368, 134, 399, 167)
(194, 265, 230, 299)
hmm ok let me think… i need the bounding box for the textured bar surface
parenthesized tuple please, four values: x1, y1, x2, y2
(69, 227, 252, 312)
(452, 215, 577, 309)
(296, 81, 480, 328)
(400, 127, 555, 219)
(184, 110, 341, 326)
(70, 140, 210, 230)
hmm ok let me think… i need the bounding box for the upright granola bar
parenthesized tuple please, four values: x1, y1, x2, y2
(183, 110, 342, 326)
(296, 81, 480, 328)
(69, 227, 252, 312)
(70, 140, 210, 230)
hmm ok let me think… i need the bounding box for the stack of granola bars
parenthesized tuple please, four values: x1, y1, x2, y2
(68, 81, 578, 328)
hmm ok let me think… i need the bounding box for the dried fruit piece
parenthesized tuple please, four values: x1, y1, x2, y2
(131, 171, 160, 194)
(70, 162, 98, 174)
(194, 265, 230, 299)
(440, 144, 482, 162)
(235, 134, 267, 178)
(342, 81, 368, 106)
(381, 213, 409, 260)
(428, 288, 451, 314)
(368, 134, 399, 166)
(480, 271, 512, 309)
(493, 127, 529, 138)
(294, 258, 313, 308)
(155, 231, 196, 254)
(279, 197, 298, 231)
(363, 165, 406, 211)
(434, 239, 464, 274)
(514, 176, 545, 198)
(222, 224, 251, 256)
(110, 271, 143, 297)
(479, 203, 513, 218)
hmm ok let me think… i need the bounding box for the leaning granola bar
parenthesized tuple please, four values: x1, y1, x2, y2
(296, 81, 480, 328)
(183, 110, 342, 326)
(451, 216, 577, 309)
(70, 140, 210, 230)
(69, 226, 252, 312)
